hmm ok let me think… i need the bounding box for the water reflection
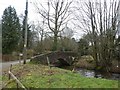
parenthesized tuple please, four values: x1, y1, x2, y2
(60, 66, 120, 80)
(76, 68, 120, 80)
(78, 69, 95, 78)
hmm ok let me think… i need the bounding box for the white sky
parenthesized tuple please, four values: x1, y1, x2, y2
(0, 0, 119, 39)
(0, 0, 84, 39)
(0, 0, 38, 22)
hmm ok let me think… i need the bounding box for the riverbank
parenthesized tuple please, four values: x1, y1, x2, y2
(2, 63, 119, 88)
(75, 55, 120, 73)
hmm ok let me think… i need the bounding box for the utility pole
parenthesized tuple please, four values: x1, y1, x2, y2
(23, 0, 28, 64)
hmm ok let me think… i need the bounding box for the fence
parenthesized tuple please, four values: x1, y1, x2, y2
(7, 64, 27, 90)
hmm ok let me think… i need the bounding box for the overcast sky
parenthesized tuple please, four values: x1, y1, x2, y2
(0, 0, 84, 39)
(0, 0, 38, 21)
(0, 0, 119, 39)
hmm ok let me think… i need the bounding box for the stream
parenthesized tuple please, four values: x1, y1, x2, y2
(76, 68, 120, 80)
(61, 66, 120, 80)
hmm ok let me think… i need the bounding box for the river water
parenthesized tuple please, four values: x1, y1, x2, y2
(76, 68, 120, 80)
(61, 66, 120, 80)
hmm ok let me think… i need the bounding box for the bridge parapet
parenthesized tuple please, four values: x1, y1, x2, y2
(30, 51, 78, 66)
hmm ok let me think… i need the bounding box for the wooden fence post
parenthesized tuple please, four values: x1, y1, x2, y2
(19, 53, 23, 64)
(19, 55, 21, 64)
(47, 57, 51, 69)
(72, 57, 76, 73)
(8, 64, 12, 80)
(8, 71, 27, 90)
(16, 83, 19, 90)
(8, 64, 27, 90)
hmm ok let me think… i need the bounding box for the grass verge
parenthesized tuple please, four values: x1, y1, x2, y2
(2, 63, 119, 88)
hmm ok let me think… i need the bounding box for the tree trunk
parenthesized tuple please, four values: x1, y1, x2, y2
(53, 33, 58, 51)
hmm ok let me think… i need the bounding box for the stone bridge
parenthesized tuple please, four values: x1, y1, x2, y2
(30, 51, 79, 67)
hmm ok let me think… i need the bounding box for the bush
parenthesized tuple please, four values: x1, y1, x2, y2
(27, 49, 34, 58)
(2, 54, 18, 62)
(75, 55, 96, 69)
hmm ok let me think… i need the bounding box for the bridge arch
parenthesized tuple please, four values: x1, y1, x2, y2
(57, 58, 70, 66)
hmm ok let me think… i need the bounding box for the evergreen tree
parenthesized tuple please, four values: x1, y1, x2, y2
(21, 16, 32, 50)
(2, 6, 20, 54)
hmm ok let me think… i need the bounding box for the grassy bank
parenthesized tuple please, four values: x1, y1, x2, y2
(2, 63, 119, 88)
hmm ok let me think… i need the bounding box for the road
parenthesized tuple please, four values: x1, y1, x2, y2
(0, 59, 30, 75)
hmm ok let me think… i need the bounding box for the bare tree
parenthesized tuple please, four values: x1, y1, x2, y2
(74, 0, 120, 71)
(34, 0, 72, 51)
(34, 18, 46, 53)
